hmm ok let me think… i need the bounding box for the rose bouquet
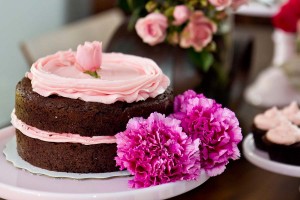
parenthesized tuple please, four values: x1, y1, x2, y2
(120, 0, 248, 72)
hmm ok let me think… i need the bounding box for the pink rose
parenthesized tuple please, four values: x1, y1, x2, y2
(135, 13, 168, 46)
(209, 0, 232, 11)
(173, 5, 191, 25)
(231, 0, 248, 10)
(180, 11, 217, 52)
(298, 19, 300, 34)
(76, 41, 102, 73)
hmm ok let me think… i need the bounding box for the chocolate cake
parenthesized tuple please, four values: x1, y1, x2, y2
(12, 41, 173, 173)
(15, 78, 173, 137)
(16, 130, 118, 173)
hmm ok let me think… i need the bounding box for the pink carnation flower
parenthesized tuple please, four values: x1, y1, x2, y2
(115, 112, 201, 188)
(174, 90, 204, 113)
(172, 91, 242, 176)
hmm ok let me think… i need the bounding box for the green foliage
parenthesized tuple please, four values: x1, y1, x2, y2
(188, 49, 214, 72)
(126, 0, 147, 11)
(128, 7, 143, 31)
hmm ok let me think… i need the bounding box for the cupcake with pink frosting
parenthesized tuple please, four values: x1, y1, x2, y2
(252, 101, 300, 151)
(281, 101, 300, 126)
(263, 121, 300, 166)
(252, 107, 288, 150)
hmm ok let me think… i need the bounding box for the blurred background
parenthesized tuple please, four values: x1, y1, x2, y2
(0, 0, 277, 128)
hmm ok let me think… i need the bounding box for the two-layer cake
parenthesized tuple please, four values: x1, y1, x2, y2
(11, 41, 173, 173)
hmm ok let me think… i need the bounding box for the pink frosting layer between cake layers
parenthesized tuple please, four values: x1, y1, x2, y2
(11, 110, 116, 145)
(26, 50, 170, 104)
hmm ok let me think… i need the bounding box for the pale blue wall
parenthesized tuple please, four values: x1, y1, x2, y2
(0, 0, 92, 128)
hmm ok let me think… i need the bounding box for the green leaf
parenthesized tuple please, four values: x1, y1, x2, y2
(200, 52, 214, 72)
(145, 1, 157, 12)
(164, 7, 175, 18)
(117, 0, 131, 13)
(188, 49, 214, 72)
(126, 0, 146, 11)
(128, 7, 142, 31)
(84, 71, 100, 78)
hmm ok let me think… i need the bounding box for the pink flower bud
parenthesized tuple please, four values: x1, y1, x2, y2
(173, 5, 191, 26)
(76, 41, 102, 72)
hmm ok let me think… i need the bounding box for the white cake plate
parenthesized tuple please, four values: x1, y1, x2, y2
(243, 134, 300, 178)
(0, 126, 209, 200)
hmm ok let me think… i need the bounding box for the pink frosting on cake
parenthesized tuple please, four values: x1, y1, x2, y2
(11, 110, 116, 145)
(254, 107, 288, 130)
(266, 121, 300, 145)
(281, 101, 300, 125)
(27, 50, 170, 104)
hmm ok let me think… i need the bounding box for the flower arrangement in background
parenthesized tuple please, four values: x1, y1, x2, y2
(120, 0, 248, 72)
(115, 90, 242, 188)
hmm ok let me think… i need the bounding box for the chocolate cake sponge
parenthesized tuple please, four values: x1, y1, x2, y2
(15, 77, 174, 137)
(16, 130, 118, 173)
(15, 77, 173, 173)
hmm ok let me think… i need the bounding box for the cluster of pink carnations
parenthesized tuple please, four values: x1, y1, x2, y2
(134, 0, 248, 52)
(115, 90, 242, 188)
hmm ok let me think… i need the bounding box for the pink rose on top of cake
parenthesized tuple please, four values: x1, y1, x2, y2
(180, 11, 217, 52)
(173, 5, 191, 26)
(135, 13, 168, 46)
(76, 41, 102, 78)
